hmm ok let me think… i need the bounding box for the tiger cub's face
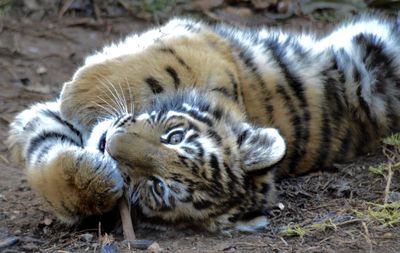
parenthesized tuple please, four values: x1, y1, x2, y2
(92, 90, 286, 231)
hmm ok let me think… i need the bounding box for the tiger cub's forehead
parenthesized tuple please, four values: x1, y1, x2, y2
(136, 105, 209, 128)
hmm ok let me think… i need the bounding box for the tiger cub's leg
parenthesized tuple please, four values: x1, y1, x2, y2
(7, 101, 123, 223)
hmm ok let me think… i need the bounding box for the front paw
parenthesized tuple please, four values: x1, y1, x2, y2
(68, 149, 124, 215)
(27, 148, 124, 223)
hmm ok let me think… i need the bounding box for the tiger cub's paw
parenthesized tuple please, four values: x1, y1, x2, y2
(27, 148, 124, 223)
(234, 216, 270, 232)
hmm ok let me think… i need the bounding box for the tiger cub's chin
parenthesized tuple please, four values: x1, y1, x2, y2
(87, 90, 286, 231)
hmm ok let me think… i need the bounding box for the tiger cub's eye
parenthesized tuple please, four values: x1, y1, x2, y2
(154, 181, 165, 196)
(167, 131, 184, 145)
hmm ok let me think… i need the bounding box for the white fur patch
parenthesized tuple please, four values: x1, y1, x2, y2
(235, 216, 270, 232)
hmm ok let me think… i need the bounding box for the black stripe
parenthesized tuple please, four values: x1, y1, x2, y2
(112, 114, 125, 127)
(42, 109, 83, 145)
(355, 120, 373, 156)
(193, 199, 213, 210)
(188, 159, 200, 174)
(160, 47, 192, 72)
(207, 129, 222, 145)
(188, 122, 200, 132)
(226, 70, 239, 101)
(355, 33, 387, 72)
(165, 66, 180, 89)
(238, 50, 274, 115)
(209, 153, 222, 188)
(312, 110, 331, 170)
(260, 182, 271, 194)
(211, 87, 231, 98)
(266, 39, 310, 173)
(186, 133, 199, 143)
(149, 186, 161, 207)
(334, 128, 352, 162)
(178, 155, 189, 168)
(186, 110, 213, 126)
(183, 23, 201, 33)
(224, 162, 239, 187)
(145, 77, 164, 94)
(192, 140, 205, 159)
(240, 210, 268, 221)
(33, 143, 52, 163)
(27, 132, 80, 162)
(275, 85, 303, 172)
(356, 82, 374, 124)
(237, 129, 249, 147)
(323, 58, 346, 122)
(182, 146, 196, 155)
(354, 33, 399, 130)
(212, 107, 223, 120)
(265, 39, 307, 107)
(164, 123, 185, 134)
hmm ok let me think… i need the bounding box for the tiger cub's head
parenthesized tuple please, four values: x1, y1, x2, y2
(93, 90, 286, 231)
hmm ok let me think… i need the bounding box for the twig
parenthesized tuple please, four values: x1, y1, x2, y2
(362, 222, 373, 253)
(279, 236, 288, 246)
(118, 198, 136, 241)
(93, 0, 102, 20)
(58, 0, 74, 19)
(98, 222, 101, 245)
(384, 163, 393, 204)
(61, 18, 106, 27)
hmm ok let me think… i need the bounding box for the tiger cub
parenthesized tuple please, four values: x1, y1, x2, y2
(8, 14, 400, 231)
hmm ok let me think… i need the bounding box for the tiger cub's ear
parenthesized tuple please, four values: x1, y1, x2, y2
(236, 124, 286, 172)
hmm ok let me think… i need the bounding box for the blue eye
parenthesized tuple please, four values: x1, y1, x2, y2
(167, 131, 184, 144)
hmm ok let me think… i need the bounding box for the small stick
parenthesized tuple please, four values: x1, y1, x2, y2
(118, 198, 162, 252)
(118, 198, 136, 241)
(383, 163, 393, 204)
(362, 222, 373, 253)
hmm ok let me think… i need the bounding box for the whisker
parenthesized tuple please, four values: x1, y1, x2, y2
(96, 76, 125, 115)
(95, 77, 121, 113)
(96, 96, 120, 116)
(126, 77, 135, 114)
(117, 80, 129, 114)
(105, 78, 128, 115)
(92, 100, 117, 117)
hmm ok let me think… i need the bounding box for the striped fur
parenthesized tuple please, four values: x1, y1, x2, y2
(8, 14, 400, 231)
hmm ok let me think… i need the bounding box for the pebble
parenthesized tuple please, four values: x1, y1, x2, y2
(147, 242, 163, 253)
(36, 66, 47, 75)
(383, 232, 393, 239)
(79, 233, 94, 243)
(388, 192, 400, 203)
(100, 243, 118, 253)
(21, 242, 39, 251)
(124, 239, 154, 250)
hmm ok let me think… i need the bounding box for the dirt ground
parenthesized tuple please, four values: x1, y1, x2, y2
(0, 3, 399, 253)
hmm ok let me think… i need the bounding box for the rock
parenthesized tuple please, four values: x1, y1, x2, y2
(23, 0, 40, 10)
(388, 192, 400, 203)
(251, 0, 277, 9)
(39, 217, 53, 227)
(0, 236, 19, 250)
(188, 0, 224, 11)
(147, 242, 163, 253)
(36, 66, 47, 75)
(21, 242, 39, 251)
(79, 233, 94, 243)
